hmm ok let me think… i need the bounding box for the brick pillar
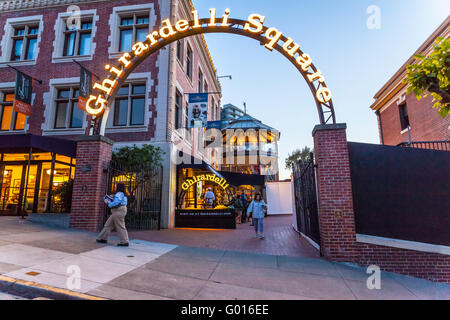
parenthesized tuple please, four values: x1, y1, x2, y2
(313, 124, 357, 262)
(70, 135, 113, 232)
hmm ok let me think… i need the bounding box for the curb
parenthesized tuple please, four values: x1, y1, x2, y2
(0, 275, 108, 300)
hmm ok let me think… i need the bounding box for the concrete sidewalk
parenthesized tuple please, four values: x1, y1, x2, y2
(0, 217, 448, 300)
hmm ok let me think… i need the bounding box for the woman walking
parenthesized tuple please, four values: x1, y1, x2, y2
(96, 183, 129, 247)
(247, 193, 267, 239)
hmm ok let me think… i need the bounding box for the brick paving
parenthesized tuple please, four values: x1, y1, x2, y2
(129, 214, 320, 258)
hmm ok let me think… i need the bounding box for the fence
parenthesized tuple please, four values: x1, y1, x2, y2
(105, 161, 163, 230)
(348, 142, 450, 246)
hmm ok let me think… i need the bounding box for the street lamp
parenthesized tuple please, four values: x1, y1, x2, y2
(217, 75, 232, 80)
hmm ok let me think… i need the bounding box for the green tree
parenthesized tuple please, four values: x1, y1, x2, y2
(52, 179, 73, 213)
(112, 144, 164, 171)
(285, 146, 312, 170)
(405, 37, 450, 118)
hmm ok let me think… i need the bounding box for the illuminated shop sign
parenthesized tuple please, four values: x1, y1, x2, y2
(182, 174, 229, 191)
(85, 8, 332, 116)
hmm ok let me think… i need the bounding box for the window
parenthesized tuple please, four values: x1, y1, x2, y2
(186, 44, 193, 81)
(399, 103, 410, 131)
(198, 69, 204, 93)
(204, 81, 208, 95)
(63, 19, 92, 56)
(10, 24, 39, 61)
(54, 88, 84, 129)
(119, 14, 149, 52)
(211, 97, 216, 120)
(176, 40, 183, 64)
(0, 91, 26, 131)
(175, 90, 182, 129)
(113, 83, 146, 126)
(185, 101, 189, 129)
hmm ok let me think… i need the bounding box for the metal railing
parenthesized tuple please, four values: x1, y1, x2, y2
(397, 140, 450, 151)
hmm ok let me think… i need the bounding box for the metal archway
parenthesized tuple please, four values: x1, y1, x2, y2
(91, 18, 336, 134)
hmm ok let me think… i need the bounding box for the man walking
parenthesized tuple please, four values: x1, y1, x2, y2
(204, 187, 215, 209)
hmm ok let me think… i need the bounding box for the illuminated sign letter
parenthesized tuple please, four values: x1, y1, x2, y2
(192, 10, 201, 29)
(282, 38, 300, 57)
(265, 27, 283, 51)
(118, 53, 132, 68)
(160, 19, 176, 38)
(222, 8, 231, 26)
(296, 53, 312, 71)
(86, 94, 106, 115)
(243, 14, 265, 33)
(147, 31, 160, 46)
(93, 79, 117, 96)
(307, 70, 325, 83)
(316, 87, 332, 103)
(132, 42, 149, 56)
(105, 65, 124, 78)
(209, 8, 216, 26)
(175, 19, 189, 32)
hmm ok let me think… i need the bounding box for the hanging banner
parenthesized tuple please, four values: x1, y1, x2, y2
(188, 93, 208, 128)
(78, 66, 93, 112)
(13, 71, 32, 116)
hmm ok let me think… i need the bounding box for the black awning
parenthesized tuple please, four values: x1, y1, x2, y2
(219, 171, 265, 186)
(0, 134, 77, 158)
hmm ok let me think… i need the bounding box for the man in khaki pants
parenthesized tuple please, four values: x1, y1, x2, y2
(97, 183, 129, 247)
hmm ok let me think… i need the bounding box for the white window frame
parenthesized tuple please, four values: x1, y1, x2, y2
(105, 72, 153, 133)
(0, 82, 29, 134)
(52, 9, 99, 64)
(108, 3, 156, 60)
(0, 15, 43, 68)
(42, 78, 87, 136)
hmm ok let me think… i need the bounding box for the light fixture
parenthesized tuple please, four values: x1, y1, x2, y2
(46, 169, 57, 175)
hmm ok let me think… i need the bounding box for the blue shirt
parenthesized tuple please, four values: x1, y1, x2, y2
(247, 200, 267, 219)
(108, 192, 127, 208)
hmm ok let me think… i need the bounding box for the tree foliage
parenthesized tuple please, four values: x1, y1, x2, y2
(112, 144, 165, 171)
(405, 37, 450, 118)
(52, 179, 73, 213)
(285, 146, 312, 170)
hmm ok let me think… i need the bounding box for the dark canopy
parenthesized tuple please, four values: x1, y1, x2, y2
(0, 134, 77, 158)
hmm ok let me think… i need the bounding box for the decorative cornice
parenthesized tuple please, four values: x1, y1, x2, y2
(0, 0, 108, 12)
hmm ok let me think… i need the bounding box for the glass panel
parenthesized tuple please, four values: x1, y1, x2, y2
(78, 33, 91, 55)
(5, 93, 14, 102)
(3, 153, 30, 161)
(1, 106, 12, 131)
(29, 153, 52, 161)
(136, 16, 149, 24)
(136, 28, 147, 43)
(29, 27, 39, 35)
(131, 98, 145, 125)
(113, 99, 128, 126)
(119, 29, 132, 52)
(26, 38, 37, 60)
(12, 39, 23, 61)
(132, 85, 146, 95)
(23, 165, 38, 214)
(120, 17, 133, 26)
(70, 102, 83, 128)
(15, 28, 25, 36)
(55, 155, 72, 164)
(64, 32, 75, 56)
(73, 89, 80, 98)
(81, 22, 92, 30)
(117, 86, 129, 96)
(14, 112, 26, 130)
(55, 102, 68, 128)
(0, 165, 23, 215)
(38, 163, 51, 213)
(58, 89, 70, 99)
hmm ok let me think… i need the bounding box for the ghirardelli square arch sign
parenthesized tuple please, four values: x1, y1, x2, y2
(85, 8, 336, 134)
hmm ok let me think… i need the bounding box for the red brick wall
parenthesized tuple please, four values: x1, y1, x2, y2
(70, 136, 112, 231)
(313, 124, 357, 262)
(356, 242, 450, 283)
(380, 93, 450, 146)
(0, 0, 161, 142)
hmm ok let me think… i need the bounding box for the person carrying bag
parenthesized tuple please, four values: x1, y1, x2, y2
(247, 193, 267, 239)
(96, 183, 129, 247)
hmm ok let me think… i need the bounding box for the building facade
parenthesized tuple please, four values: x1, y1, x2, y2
(0, 0, 222, 228)
(370, 17, 449, 146)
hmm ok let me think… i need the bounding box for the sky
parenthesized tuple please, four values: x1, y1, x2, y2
(192, 0, 450, 179)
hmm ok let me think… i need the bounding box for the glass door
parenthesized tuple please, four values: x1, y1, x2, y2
(0, 165, 24, 215)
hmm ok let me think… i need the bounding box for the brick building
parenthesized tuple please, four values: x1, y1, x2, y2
(370, 17, 449, 146)
(0, 0, 221, 228)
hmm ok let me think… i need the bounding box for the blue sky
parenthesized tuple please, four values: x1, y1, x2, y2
(192, 0, 450, 179)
